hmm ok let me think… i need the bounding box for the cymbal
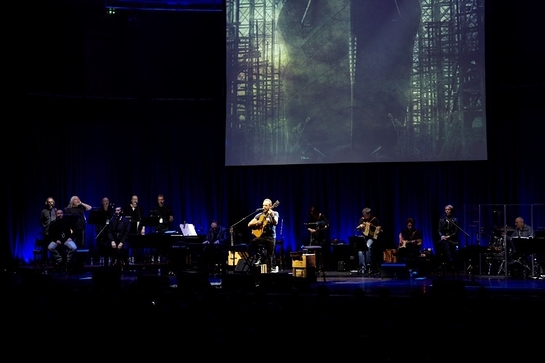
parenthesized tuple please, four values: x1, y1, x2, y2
(496, 226, 515, 232)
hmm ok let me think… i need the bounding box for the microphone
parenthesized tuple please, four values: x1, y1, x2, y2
(256, 208, 264, 212)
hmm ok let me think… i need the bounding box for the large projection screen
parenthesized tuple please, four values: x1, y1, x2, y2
(225, 0, 487, 166)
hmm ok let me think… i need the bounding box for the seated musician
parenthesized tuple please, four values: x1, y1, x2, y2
(107, 206, 131, 266)
(355, 207, 382, 275)
(397, 217, 422, 271)
(48, 209, 78, 268)
(508, 216, 535, 267)
(200, 220, 230, 276)
(248, 199, 279, 273)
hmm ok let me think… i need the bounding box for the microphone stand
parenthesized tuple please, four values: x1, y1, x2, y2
(230, 209, 261, 246)
(450, 219, 479, 283)
(95, 215, 115, 240)
(450, 218, 470, 238)
(227, 209, 261, 272)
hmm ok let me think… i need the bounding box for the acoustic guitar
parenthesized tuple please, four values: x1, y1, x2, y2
(251, 200, 279, 238)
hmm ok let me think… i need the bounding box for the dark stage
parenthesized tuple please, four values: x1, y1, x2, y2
(5, 260, 545, 360)
(10, 262, 545, 298)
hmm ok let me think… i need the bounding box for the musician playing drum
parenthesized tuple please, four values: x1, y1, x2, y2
(248, 198, 279, 272)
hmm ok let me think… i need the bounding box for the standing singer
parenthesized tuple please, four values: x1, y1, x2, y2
(123, 195, 145, 235)
(436, 204, 459, 270)
(123, 194, 146, 263)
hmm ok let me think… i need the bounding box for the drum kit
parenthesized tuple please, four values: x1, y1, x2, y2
(482, 226, 515, 275)
(482, 226, 544, 277)
(488, 226, 514, 252)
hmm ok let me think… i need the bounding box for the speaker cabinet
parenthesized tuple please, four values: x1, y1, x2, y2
(431, 279, 465, 299)
(381, 263, 409, 279)
(137, 274, 170, 292)
(93, 268, 121, 291)
(221, 274, 256, 292)
(176, 271, 211, 293)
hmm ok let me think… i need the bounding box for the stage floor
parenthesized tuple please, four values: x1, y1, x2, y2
(6, 264, 545, 360)
(10, 263, 545, 301)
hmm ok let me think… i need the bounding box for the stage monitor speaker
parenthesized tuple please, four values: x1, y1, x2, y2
(381, 263, 409, 279)
(258, 273, 293, 293)
(235, 256, 254, 272)
(431, 279, 465, 299)
(176, 271, 211, 293)
(93, 268, 121, 292)
(137, 274, 170, 292)
(19, 268, 54, 289)
(221, 274, 255, 292)
(72, 249, 90, 273)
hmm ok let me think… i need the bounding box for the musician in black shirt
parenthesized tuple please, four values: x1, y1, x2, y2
(123, 195, 146, 263)
(149, 194, 174, 262)
(200, 220, 230, 276)
(398, 217, 423, 271)
(107, 206, 131, 266)
(123, 195, 145, 235)
(94, 197, 114, 265)
(65, 195, 92, 248)
(436, 204, 459, 270)
(151, 194, 174, 233)
(248, 198, 279, 273)
(48, 209, 78, 266)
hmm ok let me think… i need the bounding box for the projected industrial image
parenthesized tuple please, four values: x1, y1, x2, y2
(225, 0, 486, 165)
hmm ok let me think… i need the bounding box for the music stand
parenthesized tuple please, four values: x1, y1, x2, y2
(511, 237, 539, 256)
(349, 235, 368, 252)
(62, 214, 80, 227)
(505, 237, 542, 278)
(87, 210, 103, 225)
(141, 217, 160, 227)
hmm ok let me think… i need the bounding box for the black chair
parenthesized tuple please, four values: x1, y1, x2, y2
(33, 238, 48, 271)
(227, 243, 252, 273)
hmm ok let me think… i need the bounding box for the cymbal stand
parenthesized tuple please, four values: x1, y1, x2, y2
(466, 255, 476, 283)
(497, 232, 510, 275)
